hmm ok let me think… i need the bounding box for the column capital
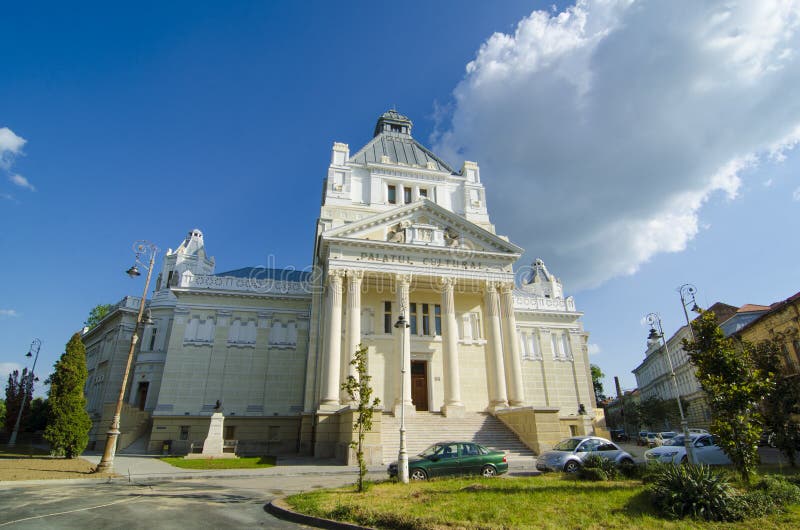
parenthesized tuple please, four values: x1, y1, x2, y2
(347, 269, 364, 280)
(498, 281, 515, 295)
(484, 280, 500, 292)
(438, 276, 457, 291)
(394, 273, 413, 286)
(327, 269, 346, 285)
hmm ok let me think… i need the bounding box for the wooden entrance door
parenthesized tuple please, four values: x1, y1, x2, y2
(411, 361, 428, 411)
(136, 382, 149, 410)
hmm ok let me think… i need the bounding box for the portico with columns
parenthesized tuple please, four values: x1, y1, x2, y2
(302, 110, 597, 459)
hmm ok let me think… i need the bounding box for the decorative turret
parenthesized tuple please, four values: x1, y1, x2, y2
(520, 258, 564, 299)
(156, 229, 215, 291)
(373, 109, 413, 137)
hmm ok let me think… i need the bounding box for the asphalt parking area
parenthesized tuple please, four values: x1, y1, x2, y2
(0, 474, 376, 529)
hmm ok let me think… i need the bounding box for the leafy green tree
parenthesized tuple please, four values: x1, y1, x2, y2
(590, 364, 606, 402)
(44, 333, 92, 458)
(84, 304, 113, 330)
(752, 332, 800, 466)
(0, 398, 5, 431)
(4, 368, 34, 435)
(341, 344, 380, 492)
(684, 310, 775, 482)
(25, 397, 49, 432)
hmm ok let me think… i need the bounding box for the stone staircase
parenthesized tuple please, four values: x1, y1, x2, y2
(380, 411, 536, 465)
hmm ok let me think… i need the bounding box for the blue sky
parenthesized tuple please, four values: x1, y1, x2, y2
(2, 1, 799, 397)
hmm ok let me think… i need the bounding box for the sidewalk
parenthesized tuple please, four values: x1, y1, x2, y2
(3, 452, 539, 488)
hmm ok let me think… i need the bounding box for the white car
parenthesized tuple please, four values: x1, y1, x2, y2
(644, 434, 732, 465)
(688, 428, 710, 435)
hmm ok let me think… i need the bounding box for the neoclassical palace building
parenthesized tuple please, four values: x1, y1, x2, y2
(83, 111, 602, 463)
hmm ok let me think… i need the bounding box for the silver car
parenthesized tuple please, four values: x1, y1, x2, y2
(536, 436, 635, 473)
(645, 434, 732, 465)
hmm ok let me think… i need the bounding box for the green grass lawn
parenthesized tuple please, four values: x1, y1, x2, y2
(160, 455, 276, 469)
(0, 445, 51, 458)
(286, 473, 800, 530)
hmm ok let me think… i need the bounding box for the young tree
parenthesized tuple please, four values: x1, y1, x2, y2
(84, 304, 113, 330)
(341, 344, 380, 492)
(684, 310, 775, 481)
(752, 332, 800, 467)
(4, 368, 34, 435)
(590, 364, 606, 402)
(44, 333, 92, 458)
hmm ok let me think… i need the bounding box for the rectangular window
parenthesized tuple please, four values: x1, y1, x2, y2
(434, 304, 441, 335)
(384, 301, 392, 333)
(167, 270, 174, 287)
(419, 188, 428, 198)
(422, 303, 430, 335)
(409, 303, 418, 335)
(149, 328, 157, 351)
(387, 185, 397, 204)
(404, 186, 412, 204)
(469, 188, 480, 205)
(179, 426, 190, 441)
(224, 425, 236, 440)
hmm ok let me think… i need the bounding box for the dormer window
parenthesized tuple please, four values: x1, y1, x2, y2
(404, 187, 412, 204)
(387, 185, 397, 204)
(419, 188, 428, 198)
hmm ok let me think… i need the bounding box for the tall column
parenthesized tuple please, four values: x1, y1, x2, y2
(440, 277, 465, 417)
(500, 282, 525, 406)
(393, 273, 413, 416)
(484, 281, 508, 411)
(320, 269, 344, 410)
(342, 270, 363, 402)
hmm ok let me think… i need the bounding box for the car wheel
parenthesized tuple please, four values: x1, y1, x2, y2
(481, 465, 497, 478)
(410, 468, 427, 481)
(564, 460, 580, 473)
(619, 458, 634, 466)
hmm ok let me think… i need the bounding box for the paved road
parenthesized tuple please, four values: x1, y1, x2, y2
(0, 472, 383, 529)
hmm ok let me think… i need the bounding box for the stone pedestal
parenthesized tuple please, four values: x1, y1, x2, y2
(186, 412, 236, 459)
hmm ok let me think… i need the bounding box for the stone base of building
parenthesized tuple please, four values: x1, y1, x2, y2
(441, 403, 466, 418)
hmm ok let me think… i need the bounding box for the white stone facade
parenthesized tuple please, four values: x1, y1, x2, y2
(84, 111, 596, 457)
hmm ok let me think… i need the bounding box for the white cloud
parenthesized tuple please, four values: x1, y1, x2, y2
(0, 192, 13, 201)
(9, 174, 35, 192)
(0, 127, 26, 168)
(0, 309, 19, 318)
(793, 187, 800, 201)
(434, 0, 800, 289)
(587, 343, 601, 356)
(0, 362, 23, 383)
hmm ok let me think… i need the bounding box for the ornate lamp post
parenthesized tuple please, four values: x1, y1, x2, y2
(677, 284, 702, 340)
(645, 312, 694, 464)
(394, 313, 410, 484)
(7, 339, 42, 446)
(95, 240, 158, 473)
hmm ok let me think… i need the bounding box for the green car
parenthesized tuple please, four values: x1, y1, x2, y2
(387, 441, 508, 480)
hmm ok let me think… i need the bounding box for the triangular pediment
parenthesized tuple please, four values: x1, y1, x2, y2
(322, 200, 523, 256)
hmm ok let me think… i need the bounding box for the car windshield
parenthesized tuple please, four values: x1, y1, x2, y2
(418, 444, 442, 457)
(552, 439, 581, 451)
(660, 432, 676, 438)
(664, 436, 686, 446)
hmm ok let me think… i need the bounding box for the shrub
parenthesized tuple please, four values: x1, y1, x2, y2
(578, 467, 608, 481)
(649, 463, 738, 521)
(578, 454, 620, 480)
(618, 459, 643, 479)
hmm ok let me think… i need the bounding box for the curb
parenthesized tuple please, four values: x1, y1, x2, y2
(266, 497, 371, 530)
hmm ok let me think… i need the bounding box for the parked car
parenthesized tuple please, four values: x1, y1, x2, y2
(646, 432, 659, 447)
(655, 431, 677, 446)
(387, 441, 508, 480)
(536, 436, 635, 473)
(644, 434, 732, 465)
(688, 428, 710, 435)
(609, 429, 630, 443)
(637, 431, 649, 446)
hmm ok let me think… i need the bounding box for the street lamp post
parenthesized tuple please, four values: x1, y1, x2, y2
(677, 284, 701, 341)
(95, 240, 158, 473)
(7, 339, 42, 447)
(394, 313, 410, 484)
(645, 312, 694, 464)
